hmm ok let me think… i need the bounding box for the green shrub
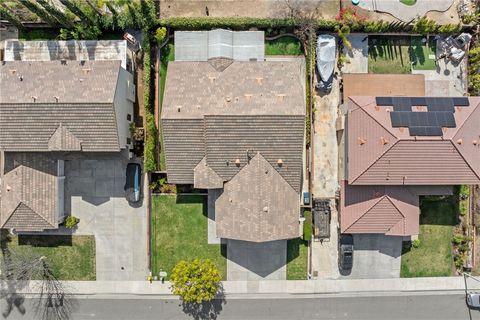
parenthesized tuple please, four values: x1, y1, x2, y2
(65, 215, 80, 229)
(412, 239, 421, 248)
(155, 27, 167, 44)
(437, 23, 462, 34)
(412, 17, 437, 35)
(303, 209, 312, 241)
(144, 112, 157, 172)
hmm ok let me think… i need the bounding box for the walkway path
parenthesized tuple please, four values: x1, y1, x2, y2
(358, 0, 454, 22)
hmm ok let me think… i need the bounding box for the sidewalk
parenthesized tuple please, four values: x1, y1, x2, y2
(10, 277, 480, 297)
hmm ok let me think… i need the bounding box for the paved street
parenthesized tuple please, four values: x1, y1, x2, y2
(8, 294, 480, 320)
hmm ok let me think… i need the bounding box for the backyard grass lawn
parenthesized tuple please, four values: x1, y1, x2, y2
(400, 199, 456, 277)
(411, 37, 437, 71)
(1, 235, 95, 280)
(151, 195, 227, 280)
(286, 238, 308, 280)
(266, 36, 303, 55)
(368, 36, 412, 74)
(159, 43, 174, 170)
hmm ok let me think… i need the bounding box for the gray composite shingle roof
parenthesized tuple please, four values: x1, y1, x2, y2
(216, 153, 300, 242)
(162, 59, 306, 191)
(0, 153, 58, 232)
(0, 60, 121, 152)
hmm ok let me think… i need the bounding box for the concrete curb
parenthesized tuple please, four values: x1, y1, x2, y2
(6, 277, 480, 297)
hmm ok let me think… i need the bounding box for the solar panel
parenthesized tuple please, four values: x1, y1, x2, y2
(453, 97, 470, 106)
(444, 112, 456, 127)
(390, 112, 402, 127)
(376, 97, 392, 106)
(392, 97, 412, 111)
(409, 126, 443, 136)
(427, 112, 438, 126)
(411, 97, 426, 106)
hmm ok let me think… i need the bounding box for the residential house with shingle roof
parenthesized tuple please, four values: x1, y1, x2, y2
(340, 96, 480, 236)
(0, 60, 135, 232)
(162, 58, 306, 242)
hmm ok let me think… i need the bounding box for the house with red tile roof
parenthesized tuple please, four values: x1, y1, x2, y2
(340, 96, 480, 236)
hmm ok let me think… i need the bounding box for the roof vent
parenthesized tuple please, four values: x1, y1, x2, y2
(9, 69, 16, 75)
(79, 78, 84, 82)
(244, 94, 252, 100)
(6, 185, 11, 192)
(235, 159, 240, 166)
(208, 76, 216, 82)
(381, 137, 389, 145)
(32, 96, 37, 102)
(61, 59, 67, 65)
(19, 75, 23, 81)
(456, 138, 463, 145)
(177, 106, 182, 112)
(256, 77, 263, 85)
(226, 97, 231, 102)
(54, 96, 59, 103)
(386, 108, 391, 112)
(357, 137, 366, 145)
(263, 206, 269, 212)
(82, 68, 91, 74)
(473, 140, 478, 146)
(277, 94, 286, 101)
(277, 159, 283, 166)
(374, 105, 380, 111)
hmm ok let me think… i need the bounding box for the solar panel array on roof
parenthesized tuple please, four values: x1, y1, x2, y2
(375, 96, 470, 137)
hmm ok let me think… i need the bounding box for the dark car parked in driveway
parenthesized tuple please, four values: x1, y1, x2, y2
(339, 234, 354, 273)
(125, 163, 142, 203)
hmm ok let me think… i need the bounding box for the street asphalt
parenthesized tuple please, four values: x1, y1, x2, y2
(7, 294, 480, 320)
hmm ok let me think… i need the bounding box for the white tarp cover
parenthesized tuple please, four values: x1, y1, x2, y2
(316, 34, 336, 82)
(4, 40, 127, 69)
(175, 29, 264, 61)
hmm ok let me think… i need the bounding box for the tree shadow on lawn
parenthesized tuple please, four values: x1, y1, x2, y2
(180, 287, 226, 320)
(17, 235, 73, 247)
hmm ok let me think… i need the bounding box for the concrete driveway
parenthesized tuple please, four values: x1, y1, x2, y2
(64, 153, 148, 281)
(340, 234, 403, 279)
(227, 240, 286, 280)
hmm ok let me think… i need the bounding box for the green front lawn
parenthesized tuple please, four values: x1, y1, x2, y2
(286, 238, 308, 280)
(411, 37, 437, 70)
(400, 199, 455, 277)
(400, 0, 417, 5)
(1, 235, 96, 280)
(266, 36, 303, 55)
(368, 36, 412, 74)
(151, 195, 226, 280)
(159, 43, 175, 171)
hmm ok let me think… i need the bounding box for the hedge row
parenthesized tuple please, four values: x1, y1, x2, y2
(159, 17, 337, 32)
(159, 16, 464, 35)
(143, 34, 157, 172)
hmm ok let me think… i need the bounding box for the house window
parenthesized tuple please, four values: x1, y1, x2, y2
(127, 138, 132, 145)
(127, 114, 132, 121)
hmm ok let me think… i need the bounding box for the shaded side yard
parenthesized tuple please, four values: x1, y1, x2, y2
(1, 234, 96, 280)
(401, 199, 455, 277)
(151, 195, 226, 279)
(368, 36, 411, 74)
(265, 36, 303, 55)
(158, 42, 175, 171)
(286, 238, 308, 280)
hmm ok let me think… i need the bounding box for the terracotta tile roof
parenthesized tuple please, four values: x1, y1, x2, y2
(0, 153, 58, 231)
(216, 153, 300, 242)
(340, 181, 419, 236)
(347, 96, 480, 185)
(340, 182, 455, 236)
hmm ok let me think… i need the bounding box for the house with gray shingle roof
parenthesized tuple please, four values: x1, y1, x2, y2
(0, 60, 135, 232)
(162, 58, 306, 242)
